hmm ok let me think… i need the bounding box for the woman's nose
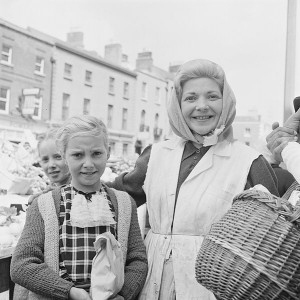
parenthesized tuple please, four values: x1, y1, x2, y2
(195, 98, 209, 111)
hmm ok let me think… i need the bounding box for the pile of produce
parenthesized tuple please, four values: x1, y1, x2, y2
(0, 205, 26, 256)
(0, 140, 50, 195)
(107, 157, 136, 176)
(9, 165, 50, 194)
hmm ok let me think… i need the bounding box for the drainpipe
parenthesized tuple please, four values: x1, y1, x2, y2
(49, 56, 56, 124)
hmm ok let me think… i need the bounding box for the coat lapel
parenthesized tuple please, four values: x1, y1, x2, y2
(184, 141, 232, 184)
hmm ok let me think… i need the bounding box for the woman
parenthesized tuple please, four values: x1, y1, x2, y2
(109, 59, 279, 300)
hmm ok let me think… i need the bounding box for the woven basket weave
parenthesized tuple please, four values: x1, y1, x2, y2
(195, 189, 300, 300)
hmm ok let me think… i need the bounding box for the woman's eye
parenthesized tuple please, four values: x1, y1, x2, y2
(72, 153, 82, 158)
(208, 94, 220, 100)
(185, 96, 196, 101)
(94, 152, 102, 157)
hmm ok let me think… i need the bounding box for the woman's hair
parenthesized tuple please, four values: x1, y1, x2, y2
(174, 59, 225, 102)
(37, 128, 59, 155)
(56, 115, 108, 157)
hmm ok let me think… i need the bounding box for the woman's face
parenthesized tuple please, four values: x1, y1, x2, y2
(181, 77, 223, 136)
(39, 139, 69, 186)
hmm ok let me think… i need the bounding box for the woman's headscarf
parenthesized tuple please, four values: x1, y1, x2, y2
(167, 59, 236, 146)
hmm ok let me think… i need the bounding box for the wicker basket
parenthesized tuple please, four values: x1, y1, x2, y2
(195, 189, 300, 300)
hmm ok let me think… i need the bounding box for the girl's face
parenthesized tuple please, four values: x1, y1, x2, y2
(39, 139, 69, 186)
(181, 77, 223, 136)
(65, 134, 109, 192)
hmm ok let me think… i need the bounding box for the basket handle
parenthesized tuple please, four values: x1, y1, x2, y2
(233, 189, 300, 225)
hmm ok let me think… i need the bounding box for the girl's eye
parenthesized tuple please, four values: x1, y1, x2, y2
(54, 154, 62, 160)
(41, 158, 48, 164)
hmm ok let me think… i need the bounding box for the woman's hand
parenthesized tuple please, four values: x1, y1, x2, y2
(28, 186, 54, 205)
(266, 126, 297, 162)
(69, 287, 92, 300)
(111, 295, 124, 300)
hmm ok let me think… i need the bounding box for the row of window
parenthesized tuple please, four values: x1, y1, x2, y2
(1, 44, 130, 99)
(1, 44, 45, 75)
(62, 93, 91, 121)
(109, 141, 128, 157)
(64, 63, 161, 102)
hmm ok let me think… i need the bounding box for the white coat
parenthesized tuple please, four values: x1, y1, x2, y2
(138, 136, 259, 300)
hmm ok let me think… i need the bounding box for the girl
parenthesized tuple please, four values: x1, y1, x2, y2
(37, 128, 70, 187)
(11, 115, 148, 300)
(28, 128, 71, 205)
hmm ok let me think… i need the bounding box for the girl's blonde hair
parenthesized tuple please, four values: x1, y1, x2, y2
(37, 128, 59, 155)
(56, 115, 108, 157)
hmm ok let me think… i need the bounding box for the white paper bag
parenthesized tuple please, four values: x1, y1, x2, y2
(90, 231, 124, 300)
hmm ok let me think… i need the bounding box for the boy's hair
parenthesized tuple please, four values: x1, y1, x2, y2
(37, 128, 59, 155)
(56, 115, 109, 157)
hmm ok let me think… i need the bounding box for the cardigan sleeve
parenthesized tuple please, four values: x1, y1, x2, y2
(107, 145, 152, 207)
(119, 197, 148, 300)
(245, 154, 279, 197)
(10, 198, 74, 299)
(282, 141, 300, 184)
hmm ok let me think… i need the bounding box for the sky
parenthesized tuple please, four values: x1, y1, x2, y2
(0, 0, 288, 126)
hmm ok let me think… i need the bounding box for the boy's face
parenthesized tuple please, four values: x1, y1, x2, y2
(65, 134, 108, 192)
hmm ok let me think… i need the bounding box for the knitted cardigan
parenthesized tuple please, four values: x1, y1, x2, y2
(10, 185, 148, 300)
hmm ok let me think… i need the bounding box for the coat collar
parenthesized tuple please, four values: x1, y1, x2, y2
(162, 136, 233, 157)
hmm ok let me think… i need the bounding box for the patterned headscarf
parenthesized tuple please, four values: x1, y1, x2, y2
(167, 59, 236, 146)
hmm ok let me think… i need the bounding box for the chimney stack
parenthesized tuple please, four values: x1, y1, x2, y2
(104, 43, 122, 64)
(136, 49, 153, 71)
(67, 31, 84, 49)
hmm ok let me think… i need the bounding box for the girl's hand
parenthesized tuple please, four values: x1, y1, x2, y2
(69, 287, 92, 300)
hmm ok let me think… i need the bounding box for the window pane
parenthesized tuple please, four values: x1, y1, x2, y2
(64, 63, 72, 76)
(62, 93, 70, 120)
(156, 87, 160, 102)
(0, 88, 8, 98)
(122, 108, 128, 130)
(35, 57, 44, 73)
(0, 100, 6, 110)
(85, 71, 92, 82)
(123, 82, 129, 98)
(1, 45, 11, 63)
(109, 77, 115, 94)
(142, 82, 147, 99)
(107, 104, 113, 128)
(83, 98, 90, 114)
(123, 143, 128, 156)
